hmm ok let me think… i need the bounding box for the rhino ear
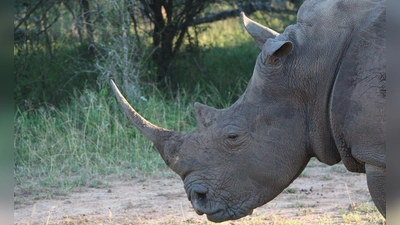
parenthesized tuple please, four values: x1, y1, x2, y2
(265, 39, 293, 64)
(194, 102, 218, 131)
(241, 12, 279, 49)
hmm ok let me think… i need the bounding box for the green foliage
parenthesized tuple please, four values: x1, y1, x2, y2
(14, 42, 97, 110)
(170, 18, 258, 108)
(14, 1, 298, 108)
(169, 13, 297, 108)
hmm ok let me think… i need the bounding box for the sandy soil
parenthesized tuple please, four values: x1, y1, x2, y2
(14, 159, 383, 224)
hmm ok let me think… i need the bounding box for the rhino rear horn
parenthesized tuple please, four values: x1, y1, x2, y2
(241, 12, 279, 49)
(194, 102, 219, 131)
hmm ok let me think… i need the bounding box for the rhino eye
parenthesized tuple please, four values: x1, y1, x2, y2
(228, 133, 238, 140)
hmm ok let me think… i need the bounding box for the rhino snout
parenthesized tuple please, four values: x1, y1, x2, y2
(187, 184, 225, 218)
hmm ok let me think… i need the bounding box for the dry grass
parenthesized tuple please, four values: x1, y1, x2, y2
(21, 204, 384, 225)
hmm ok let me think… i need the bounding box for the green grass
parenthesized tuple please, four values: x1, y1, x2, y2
(14, 41, 97, 110)
(14, 87, 200, 198)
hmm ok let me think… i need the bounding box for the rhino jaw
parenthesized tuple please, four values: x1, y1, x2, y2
(109, 79, 184, 172)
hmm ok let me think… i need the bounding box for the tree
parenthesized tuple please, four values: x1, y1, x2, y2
(14, 0, 301, 107)
(14, 0, 100, 107)
(130, 0, 298, 85)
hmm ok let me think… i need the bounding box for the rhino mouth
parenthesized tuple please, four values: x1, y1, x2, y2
(202, 206, 254, 222)
(185, 182, 254, 222)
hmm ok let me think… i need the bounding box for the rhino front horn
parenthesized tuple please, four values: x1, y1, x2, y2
(109, 80, 183, 170)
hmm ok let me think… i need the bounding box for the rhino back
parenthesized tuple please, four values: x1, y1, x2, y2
(329, 1, 386, 172)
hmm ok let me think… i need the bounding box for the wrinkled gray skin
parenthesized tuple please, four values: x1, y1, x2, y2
(110, 0, 386, 222)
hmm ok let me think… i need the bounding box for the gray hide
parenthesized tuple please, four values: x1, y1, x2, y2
(110, 0, 386, 222)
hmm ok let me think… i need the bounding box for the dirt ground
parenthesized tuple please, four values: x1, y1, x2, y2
(14, 158, 384, 225)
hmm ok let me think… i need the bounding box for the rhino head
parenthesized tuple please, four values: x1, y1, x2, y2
(110, 12, 342, 222)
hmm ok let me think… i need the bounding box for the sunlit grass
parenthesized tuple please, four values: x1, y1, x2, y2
(14, 87, 196, 198)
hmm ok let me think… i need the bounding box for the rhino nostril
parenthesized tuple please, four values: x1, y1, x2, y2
(191, 190, 208, 215)
(193, 191, 208, 207)
(187, 185, 208, 210)
(195, 192, 207, 203)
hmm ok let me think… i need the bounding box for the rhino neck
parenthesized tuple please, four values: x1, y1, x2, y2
(295, 53, 344, 165)
(298, 51, 353, 166)
(248, 55, 342, 166)
(291, 0, 383, 166)
(303, 108, 340, 165)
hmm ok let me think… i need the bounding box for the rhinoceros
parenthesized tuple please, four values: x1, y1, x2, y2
(110, 0, 386, 221)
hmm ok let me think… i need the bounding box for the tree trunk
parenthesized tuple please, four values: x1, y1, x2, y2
(149, 0, 170, 84)
(80, 0, 96, 57)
